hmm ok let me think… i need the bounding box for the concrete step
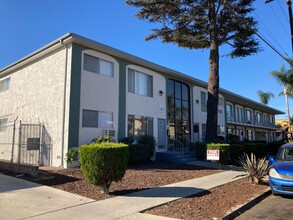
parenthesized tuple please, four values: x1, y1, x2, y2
(156, 151, 197, 164)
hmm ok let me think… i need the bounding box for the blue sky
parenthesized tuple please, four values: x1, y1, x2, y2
(0, 0, 291, 119)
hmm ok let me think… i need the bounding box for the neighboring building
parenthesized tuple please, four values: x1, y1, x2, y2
(0, 33, 284, 167)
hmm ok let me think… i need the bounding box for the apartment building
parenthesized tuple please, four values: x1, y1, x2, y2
(0, 33, 283, 167)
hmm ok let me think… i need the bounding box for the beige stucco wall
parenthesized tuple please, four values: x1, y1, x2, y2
(79, 49, 119, 145)
(126, 64, 166, 141)
(0, 45, 72, 167)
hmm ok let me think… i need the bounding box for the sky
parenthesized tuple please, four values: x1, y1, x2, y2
(0, 0, 292, 119)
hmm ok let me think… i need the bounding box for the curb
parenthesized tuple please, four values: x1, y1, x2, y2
(222, 188, 271, 220)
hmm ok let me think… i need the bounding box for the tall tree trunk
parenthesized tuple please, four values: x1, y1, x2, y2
(205, 2, 219, 143)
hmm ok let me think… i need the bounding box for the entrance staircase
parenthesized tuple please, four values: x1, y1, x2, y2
(156, 149, 197, 164)
(156, 138, 197, 164)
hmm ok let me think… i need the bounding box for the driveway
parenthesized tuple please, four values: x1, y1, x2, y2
(236, 194, 293, 220)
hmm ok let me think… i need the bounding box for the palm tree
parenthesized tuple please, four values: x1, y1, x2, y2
(257, 90, 274, 104)
(270, 65, 293, 131)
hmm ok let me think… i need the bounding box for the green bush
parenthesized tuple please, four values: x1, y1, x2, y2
(242, 143, 266, 158)
(138, 135, 156, 146)
(79, 142, 128, 194)
(128, 143, 155, 164)
(120, 135, 156, 164)
(66, 147, 80, 164)
(119, 137, 134, 145)
(207, 143, 230, 164)
(191, 142, 207, 160)
(92, 135, 114, 144)
(230, 144, 245, 164)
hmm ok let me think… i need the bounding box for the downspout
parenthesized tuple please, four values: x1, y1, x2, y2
(60, 39, 69, 167)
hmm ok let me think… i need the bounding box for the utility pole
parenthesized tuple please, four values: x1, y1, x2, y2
(287, 0, 293, 54)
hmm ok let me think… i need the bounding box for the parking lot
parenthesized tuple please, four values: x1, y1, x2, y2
(236, 194, 293, 220)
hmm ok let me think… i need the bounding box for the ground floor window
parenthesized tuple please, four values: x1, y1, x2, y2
(128, 115, 153, 138)
(82, 109, 113, 129)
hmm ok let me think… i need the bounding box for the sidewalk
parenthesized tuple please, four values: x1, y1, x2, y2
(0, 170, 246, 220)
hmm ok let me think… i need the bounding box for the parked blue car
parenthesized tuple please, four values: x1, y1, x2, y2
(269, 143, 293, 195)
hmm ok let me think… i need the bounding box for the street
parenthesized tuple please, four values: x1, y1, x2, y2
(236, 194, 293, 220)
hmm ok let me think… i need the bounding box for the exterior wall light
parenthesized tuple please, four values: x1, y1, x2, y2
(159, 90, 164, 96)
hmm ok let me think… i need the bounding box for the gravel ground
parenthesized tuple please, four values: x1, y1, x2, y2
(0, 161, 268, 219)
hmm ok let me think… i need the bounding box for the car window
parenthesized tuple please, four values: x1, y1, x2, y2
(277, 148, 293, 161)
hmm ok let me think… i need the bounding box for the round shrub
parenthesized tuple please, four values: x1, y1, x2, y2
(79, 142, 128, 194)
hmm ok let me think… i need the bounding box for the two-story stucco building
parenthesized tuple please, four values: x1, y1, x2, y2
(0, 33, 283, 167)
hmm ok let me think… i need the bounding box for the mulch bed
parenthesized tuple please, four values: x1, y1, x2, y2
(0, 161, 268, 219)
(145, 177, 269, 220)
(1, 161, 222, 201)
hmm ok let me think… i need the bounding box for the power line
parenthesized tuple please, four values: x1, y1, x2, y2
(256, 31, 292, 66)
(254, 11, 290, 56)
(276, 0, 290, 22)
(268, 3, 291, 38)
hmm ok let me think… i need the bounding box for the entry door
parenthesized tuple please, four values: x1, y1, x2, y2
(157, 118, 166, 150)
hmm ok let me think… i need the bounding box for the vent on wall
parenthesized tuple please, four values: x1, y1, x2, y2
(103, 129, 115, 138)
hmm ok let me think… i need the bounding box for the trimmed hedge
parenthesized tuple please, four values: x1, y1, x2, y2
(191, 142, 207, 160)
(79, 142, 128, 194)
(120, 135, 156, 164)
(207, 143, 230, 164)
(267, 141, 284, 156)
(128, 144, 154, 164)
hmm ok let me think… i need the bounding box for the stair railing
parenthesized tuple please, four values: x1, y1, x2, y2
(173, 138, 185, 158)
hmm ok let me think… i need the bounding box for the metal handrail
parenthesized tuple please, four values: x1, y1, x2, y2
(173, 138, 185, 158)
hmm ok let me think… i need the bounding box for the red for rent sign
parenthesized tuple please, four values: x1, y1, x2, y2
(207, 150, 220, 161)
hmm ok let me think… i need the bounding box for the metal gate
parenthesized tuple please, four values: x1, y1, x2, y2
(0, 118, 52, 166)
(18, 123, 52, 166)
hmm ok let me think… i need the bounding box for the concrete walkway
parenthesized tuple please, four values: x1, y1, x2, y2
(0, 170, 246, 220)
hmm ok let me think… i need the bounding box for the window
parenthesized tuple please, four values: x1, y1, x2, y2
(246, 110, 252, 124)
(83, 53, 114, 77)
(235, 107, 243, 123)
(0, 77, 10, 92)
(263, 114, 268, 126)
(255, 112, 262, 124)
(201, 91, 207, 112)
(217, 125, 225, 135)
(128, 69, 153, 97)
(269, 115, 274, 124)
(0, 117, 8, 132)
(218, 96, 224, 106)
(226, 104, 233, 120)
(128, 115, 153, 137)
(82, 109, 113, 128)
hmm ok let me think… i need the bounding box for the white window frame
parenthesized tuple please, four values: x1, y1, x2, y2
(82, 109, 113, 129)
(83, 53, 114, 78)
(128, 68, 153, 97)
(0, 77, 11, 92)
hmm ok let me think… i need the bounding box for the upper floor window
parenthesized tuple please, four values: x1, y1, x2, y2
(255, 112, 262, 124)
(263, 114, 269, 125)
(235, 107, 243, 123)
(201, 92, 207, 112)
(246, 110, 252, 124)
(0, 77, 11, 92)
(83, 53, 114, 77)
(269, 115, 274, 124)
(128, 68, 153, 97)
(218, 96, 224, 106)
(226, 104, 233, 119)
